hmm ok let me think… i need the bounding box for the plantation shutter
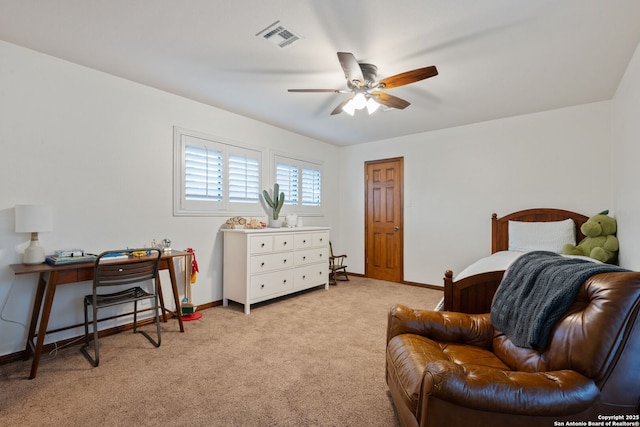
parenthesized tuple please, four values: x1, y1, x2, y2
(184, 144, 223, 202)
(228, 150, 261, 204)
(301, 166, 321, 206)
(276, 161, 298, 205)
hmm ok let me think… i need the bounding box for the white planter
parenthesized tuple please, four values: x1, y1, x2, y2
(268, 218, 283, 228)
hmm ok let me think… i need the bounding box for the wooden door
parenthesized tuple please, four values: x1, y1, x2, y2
(365, 158, 403, 282)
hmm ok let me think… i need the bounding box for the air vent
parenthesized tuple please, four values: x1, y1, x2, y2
(256, 20, 301, 49)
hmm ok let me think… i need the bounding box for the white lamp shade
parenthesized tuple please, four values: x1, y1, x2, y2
(352, 93, 367, 110)
(366, 98, 381, 114)
(15, 205, 53, 233)
(342, 99, 356, 116)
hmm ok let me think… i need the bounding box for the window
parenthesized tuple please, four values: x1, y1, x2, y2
(174, 128, 263, 216)
(273, 154, 322, 215)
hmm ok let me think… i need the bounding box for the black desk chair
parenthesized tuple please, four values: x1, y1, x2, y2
(81, 248, 162, 367)
(329, 241, 349, 285)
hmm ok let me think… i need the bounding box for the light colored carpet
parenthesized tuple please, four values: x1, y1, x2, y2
(0, 277, 442, 427)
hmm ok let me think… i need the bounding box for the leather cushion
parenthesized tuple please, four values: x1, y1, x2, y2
(386, 334, 509, 415)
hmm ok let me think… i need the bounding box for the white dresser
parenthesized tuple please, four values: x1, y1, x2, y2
(222, 227, 330, 314)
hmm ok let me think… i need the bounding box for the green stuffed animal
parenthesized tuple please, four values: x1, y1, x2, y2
(562, 210, 619, 263)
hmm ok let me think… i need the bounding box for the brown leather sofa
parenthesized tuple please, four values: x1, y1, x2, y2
(386, 272, 640, 427)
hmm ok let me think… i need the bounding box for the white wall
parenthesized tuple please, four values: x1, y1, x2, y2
(338, 102, 614, 285)
(612, 41, 640, 270)
(0, 41, 340, 356)
(2, 36, 638, 359)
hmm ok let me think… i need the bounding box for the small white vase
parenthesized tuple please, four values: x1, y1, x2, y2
(268, 218, 283, 228)
(285, 214, 297, 228)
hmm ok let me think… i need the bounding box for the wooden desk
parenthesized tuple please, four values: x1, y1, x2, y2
(10, 250, 191, 379)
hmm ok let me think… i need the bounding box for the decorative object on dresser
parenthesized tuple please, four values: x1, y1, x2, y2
(262, 183, 285, 228)
(222, 227, 330, 314)
(441, 208, 589, 314)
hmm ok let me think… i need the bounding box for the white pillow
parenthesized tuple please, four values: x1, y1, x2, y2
(508, 219, 576, 253)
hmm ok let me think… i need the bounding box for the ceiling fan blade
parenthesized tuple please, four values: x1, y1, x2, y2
(337, 52, 365, 87)
(330, 96, 354, 115)
(376, 66, 438, 89)
(288, 89, 344, 93)
(371, 92, 411, 110)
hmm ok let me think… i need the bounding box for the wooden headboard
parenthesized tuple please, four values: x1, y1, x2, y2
(491, 208, 589, 253)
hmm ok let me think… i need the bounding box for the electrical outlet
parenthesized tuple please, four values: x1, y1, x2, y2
(139, 299, 150, 307)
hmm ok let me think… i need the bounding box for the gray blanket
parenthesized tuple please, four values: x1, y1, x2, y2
(490, 251, 626, 350)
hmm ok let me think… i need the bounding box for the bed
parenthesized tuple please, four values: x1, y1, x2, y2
(439, 208, 589, 314)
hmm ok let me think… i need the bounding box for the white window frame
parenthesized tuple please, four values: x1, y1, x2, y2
(272, 153, 323, 216)
(173, 127, 264, 217)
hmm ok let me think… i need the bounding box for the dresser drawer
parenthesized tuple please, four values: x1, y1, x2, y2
(295, 264, 328, 290)
(273, 234, 294, 251)
(250, 252, 293, 274)
(312, 232, 329, 247)
(250, 236, 273, 254)
(250, 270, 294, 300)
(294, 248, 328, 266)
(294, 233, 313, 249)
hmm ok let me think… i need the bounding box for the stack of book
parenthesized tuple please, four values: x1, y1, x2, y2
(45, 253, 97, 265)
(98, 252, 130, 262)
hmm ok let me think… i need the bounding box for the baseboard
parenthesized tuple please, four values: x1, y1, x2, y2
(347, 272, 442, 291)
(401, 280, 442, 291)
(0, 300, 222, 366)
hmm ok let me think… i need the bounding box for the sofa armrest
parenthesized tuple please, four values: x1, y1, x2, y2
(386, 304, 494, 349)
(422, 360, 599, 415)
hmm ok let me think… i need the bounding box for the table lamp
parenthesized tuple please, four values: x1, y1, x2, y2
(15, 204, 53, 264)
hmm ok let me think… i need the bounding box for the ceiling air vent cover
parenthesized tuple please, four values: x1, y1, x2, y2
(256, 20, 302, 49)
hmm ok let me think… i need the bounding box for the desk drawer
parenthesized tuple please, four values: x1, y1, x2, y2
(50, 267, 94, 285)
(77, 268, 94, 282)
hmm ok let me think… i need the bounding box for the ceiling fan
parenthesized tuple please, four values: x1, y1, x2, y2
(288, 52, 438, 116)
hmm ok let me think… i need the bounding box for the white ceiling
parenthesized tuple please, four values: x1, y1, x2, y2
(2, 1, 640, 146)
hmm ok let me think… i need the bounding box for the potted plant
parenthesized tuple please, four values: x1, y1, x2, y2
(262, 183, 285, 227)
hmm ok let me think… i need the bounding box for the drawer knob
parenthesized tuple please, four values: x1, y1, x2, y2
(303, 239, 306, 243)
(261, 262, 265, 267)
(261, 284, 265, 289)
(283, 259, 287, 264)
(283, 279, 287, 284)
(261, 243, 265, 247)
(303, 256, 306, 260)
(283, 241, 287, 246)
(302, 275, 306, 279)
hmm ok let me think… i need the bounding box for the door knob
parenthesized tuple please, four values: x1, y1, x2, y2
(394, 226, 399, 231)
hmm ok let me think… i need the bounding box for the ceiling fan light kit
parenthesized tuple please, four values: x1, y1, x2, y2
(342, 93, 381, 116)
(288, 52, 438, 116)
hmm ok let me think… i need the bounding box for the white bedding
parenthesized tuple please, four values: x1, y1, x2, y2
(434, 251, 600, 310)
(454, 250, 525, 281)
